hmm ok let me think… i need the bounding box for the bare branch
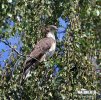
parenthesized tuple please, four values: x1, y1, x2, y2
(0, 39, 40, 62)
(0, 39, 23, 56)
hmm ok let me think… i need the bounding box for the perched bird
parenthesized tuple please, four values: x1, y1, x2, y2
(22, 25, 57, 80)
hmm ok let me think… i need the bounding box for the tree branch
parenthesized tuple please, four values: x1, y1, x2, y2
(1, 39, 22, 56)
(0, 39, 40, 62)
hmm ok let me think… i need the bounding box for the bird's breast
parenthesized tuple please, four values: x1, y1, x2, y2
(47, 42, 56, 57)
(49, 42, 56, 52)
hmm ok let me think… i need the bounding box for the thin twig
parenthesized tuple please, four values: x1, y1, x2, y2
(1, 39, 23, 56)
(0, 39, 40, 62)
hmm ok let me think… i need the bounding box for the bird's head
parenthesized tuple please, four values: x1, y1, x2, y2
(41, 25, 57, 39)
(46, 25, 57, 39)
(44, 25, 57, 33)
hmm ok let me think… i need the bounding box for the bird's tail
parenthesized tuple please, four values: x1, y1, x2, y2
(23, 61, 33, 79)
(20, 58, 36, 85)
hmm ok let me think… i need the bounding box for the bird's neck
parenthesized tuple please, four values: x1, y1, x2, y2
(47, 32, 55, 40)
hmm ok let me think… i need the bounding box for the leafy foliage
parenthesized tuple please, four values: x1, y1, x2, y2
(0, 0, 101, 99)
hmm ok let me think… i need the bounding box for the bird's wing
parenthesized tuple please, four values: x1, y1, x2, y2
(22, 37, 55, 81)
(24, 37, 55, 69)
(30, 37, 55, 60)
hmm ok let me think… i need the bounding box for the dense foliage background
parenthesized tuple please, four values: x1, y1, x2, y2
(0, 0, 101, 99)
